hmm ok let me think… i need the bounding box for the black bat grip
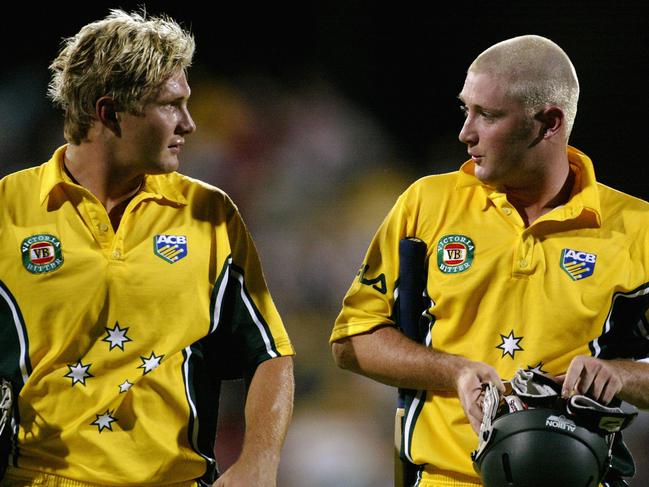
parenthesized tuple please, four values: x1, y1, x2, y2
(397, 237, 428, 406)
(398, 237, 427, 343)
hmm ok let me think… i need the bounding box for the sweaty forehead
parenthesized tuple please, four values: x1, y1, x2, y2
(156, 71, 191, 101)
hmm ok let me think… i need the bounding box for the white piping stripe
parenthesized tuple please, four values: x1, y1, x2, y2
(230, 269, 278, 358)
(593, 285, 649, 357)
(592, 339, 602, 357)
(403, 390, 424, 462)
(403, 314, 434, 462)
(182, 347, 211, 463)
(182, 347, 200, 447)
(210, 257, 232, 334)
(0, 285, 29, 383)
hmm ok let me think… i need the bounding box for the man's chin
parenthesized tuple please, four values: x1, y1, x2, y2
(473, 166, 491, 183)
(473, 169, 502, 189)
(154, 157, 180, 175)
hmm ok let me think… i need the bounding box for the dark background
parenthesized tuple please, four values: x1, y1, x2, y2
(2, 2, 647, 200)
(1, 3, 647, 486)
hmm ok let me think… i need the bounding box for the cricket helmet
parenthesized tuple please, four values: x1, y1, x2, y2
(473, 407, 611, 487)
(471, 369, 637, 487)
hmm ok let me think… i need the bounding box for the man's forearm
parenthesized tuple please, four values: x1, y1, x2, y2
(241, 356, 294, 468)
(332, 325, 504, 432)
(214, 356, 294, 486)
(612, 359, 649, 409)
(333, 325, 481, 392)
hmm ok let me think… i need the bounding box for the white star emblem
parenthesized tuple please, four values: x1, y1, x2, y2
(496, 330, 524, 359)
(119, 380, 133, 393)
(526, 362, 548, 374)
(138, 351, 164, 375)
(92, 410, 117, 432)
(65, 360, 94, 386)
(103, 322, 132, 351)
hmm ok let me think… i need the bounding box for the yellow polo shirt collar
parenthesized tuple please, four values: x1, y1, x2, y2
(39, 145, 187, 207)
(455, 145, 601, 227)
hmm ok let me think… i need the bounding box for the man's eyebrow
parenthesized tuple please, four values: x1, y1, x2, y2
(456, 98, 496, 113)
(158, 93, 189, 103)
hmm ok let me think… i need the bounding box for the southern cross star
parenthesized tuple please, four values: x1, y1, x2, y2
(526, 362, 549, 374)
(65, 360, 94, 386)
(496, 330, 524, 359)
(138, 351, 164, 375)
(119, 380, 134, 393)
(92, 410, 117, 432)
(103, 322, 132, 351)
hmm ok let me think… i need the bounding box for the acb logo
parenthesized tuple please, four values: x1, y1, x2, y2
(154, 234, 188, 264)
(560, 248, 597, 280)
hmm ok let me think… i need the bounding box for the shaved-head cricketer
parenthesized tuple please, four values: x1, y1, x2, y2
(330, 35, 649, 487)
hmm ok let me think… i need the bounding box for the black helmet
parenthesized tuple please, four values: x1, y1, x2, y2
(473, 407, 610, 486)
(471, 369, 638, 487)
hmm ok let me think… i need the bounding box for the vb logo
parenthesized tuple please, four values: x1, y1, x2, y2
(21, 234, 64, 274)
(436, 234, 475, 274)
(30, 242, 55, 264)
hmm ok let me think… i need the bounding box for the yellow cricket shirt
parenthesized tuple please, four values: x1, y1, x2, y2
(0, 146, 294, 485)
(331, 146, 649, 486)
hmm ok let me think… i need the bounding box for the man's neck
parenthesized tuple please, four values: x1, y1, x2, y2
(64, 143, 144, 216)
(504, 158, 574, 227)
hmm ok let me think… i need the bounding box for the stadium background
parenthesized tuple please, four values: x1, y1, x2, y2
(1, 3, 646, 485)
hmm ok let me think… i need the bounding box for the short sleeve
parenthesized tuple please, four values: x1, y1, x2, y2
(209, 196, 294, 377)
(330, 185, 419, 343)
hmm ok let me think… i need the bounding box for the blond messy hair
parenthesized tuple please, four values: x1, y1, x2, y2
(48, 9, 195, 144)
(469, 35, 579, 138)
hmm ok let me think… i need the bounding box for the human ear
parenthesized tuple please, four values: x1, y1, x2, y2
(96, 96, 122, 137)
(536, 106, 564, 139)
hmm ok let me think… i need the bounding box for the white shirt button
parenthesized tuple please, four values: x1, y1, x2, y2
(502, 207, 512, 215)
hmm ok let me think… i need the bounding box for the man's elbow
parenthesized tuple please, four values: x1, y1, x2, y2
(331, 338, 358, 371)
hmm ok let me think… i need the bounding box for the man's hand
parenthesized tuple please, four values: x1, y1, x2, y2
(455, 361, 504, 433)
(557, 355, 622, 404)
(214, 457, 276, 487)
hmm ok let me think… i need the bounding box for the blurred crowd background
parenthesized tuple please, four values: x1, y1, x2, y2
(1, 3, 646, 485)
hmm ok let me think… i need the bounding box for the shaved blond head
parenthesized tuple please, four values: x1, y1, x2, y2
(469, 35, 579, 138)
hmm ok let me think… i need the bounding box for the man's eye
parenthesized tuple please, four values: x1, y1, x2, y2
(459, 105, 468, 117)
